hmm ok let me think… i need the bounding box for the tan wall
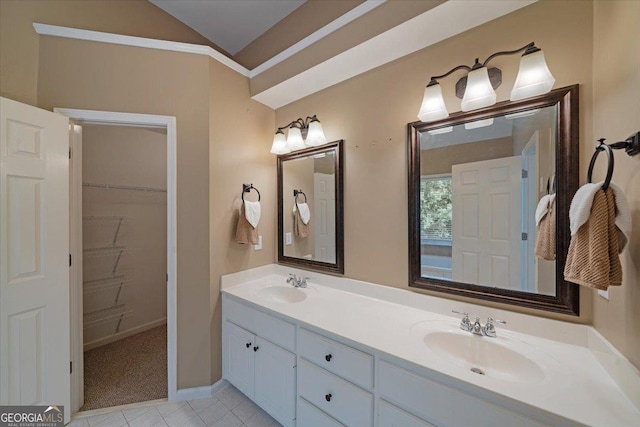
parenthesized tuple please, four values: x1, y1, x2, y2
(276, 0, 594, 323)
(208, 58, 276, 383)
(0, 0, 223, 106)
(37, 36, 212, 389)
(420, 137, 514, 176)
(592, 0, 640, 369)
(82, 126, 167, 347)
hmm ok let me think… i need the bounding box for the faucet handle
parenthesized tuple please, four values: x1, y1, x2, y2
(483, 317, 506, 337)
(452, 310, 472, 331)
(300, 277, 310, 287)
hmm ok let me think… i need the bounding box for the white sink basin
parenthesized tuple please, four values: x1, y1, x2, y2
(423, 331, 545, 383)
(257, 286, 307, 303)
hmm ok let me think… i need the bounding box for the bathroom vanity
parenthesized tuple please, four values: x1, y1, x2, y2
(221, 265, 639, 427)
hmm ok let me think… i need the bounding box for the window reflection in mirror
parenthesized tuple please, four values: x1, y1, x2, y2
(419, 105, 557, 295)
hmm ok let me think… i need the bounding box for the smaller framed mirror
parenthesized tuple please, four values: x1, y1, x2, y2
(277, 140, 344, 274)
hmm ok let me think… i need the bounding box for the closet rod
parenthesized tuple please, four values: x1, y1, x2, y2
(83, 182, 167, 193)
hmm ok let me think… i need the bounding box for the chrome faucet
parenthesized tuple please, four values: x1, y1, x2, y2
(286, 273, 309, 288)
(452, 311, 506, 338)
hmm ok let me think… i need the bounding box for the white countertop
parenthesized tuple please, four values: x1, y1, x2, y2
(221, 266, 640, 427)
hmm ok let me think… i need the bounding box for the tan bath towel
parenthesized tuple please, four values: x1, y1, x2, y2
(293, 208, 309, 238)
(564, 187, 621, 290)
(235, 204, 259, 244)
(535, 194, 556, 261)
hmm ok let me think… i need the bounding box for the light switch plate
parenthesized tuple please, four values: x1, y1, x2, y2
(254, 235, 262, 251)
(285, 232, 292, 245)
(598, 288, 609, 300)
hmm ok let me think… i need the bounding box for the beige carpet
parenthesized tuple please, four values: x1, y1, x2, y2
(81, 325, 167, 411)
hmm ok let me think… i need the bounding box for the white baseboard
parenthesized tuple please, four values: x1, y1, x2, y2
(83, 318, 167, 351)
(174, 379, 228, 401)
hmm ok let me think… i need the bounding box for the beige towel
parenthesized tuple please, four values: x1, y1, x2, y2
(535, 197, 556, 260)
(235, 204, 258, 245)
(293, 209, 309, 238)
(564, 188, 621, 290)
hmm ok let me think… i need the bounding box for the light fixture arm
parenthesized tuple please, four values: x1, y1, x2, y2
(276, 115, 319, 132)
(428, 65, 472, 85)
(482, 42, 536, 67)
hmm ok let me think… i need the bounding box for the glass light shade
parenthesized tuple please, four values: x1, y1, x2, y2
(286, 127, 306, 151)
(461, 67, 497, 112)
(270, 131, 289, 155)
(305, 120, 327, 146)
(417, 83, 449, 122)
(510, 50, 555, 101)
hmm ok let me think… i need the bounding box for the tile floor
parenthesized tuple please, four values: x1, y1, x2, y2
(69, 383, 283, 427)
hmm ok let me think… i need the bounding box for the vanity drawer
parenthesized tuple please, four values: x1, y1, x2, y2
(379, 361, 545, 427)
(299, 359, 373, 426)
(297, 397, 344, 427)
(299, 329, 374, 389)
(225, 297, 295, 352)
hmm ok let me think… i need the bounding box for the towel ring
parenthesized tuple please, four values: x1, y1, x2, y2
(293, 189, 307, 203)
(242, 184, 260, 202)
(587, 139, 614, 191)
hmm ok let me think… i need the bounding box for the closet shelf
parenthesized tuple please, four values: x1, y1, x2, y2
(83, 182, 167, 193)
(83, 304, 131, 329)
(83, 216, 127, 223)
(83, 275, 129, 293)
(83, 246, 126, 256)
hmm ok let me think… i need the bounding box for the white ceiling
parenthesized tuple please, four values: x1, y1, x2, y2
(149, 0, 305, 54)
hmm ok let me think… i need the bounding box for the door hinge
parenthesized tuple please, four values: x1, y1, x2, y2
(69, 254, 72, 267)
(69, 147, 72, 159)
(70, 361, 73, 374)
(166, 273, 168, 282)
(522, 169, 528, 178)
(522, 232, 528, 241)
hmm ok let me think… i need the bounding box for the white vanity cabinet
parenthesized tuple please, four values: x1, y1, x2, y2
(222, 297, 296, 427)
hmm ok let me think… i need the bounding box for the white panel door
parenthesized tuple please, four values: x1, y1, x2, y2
(225, 321, 255, 399)
(0, 97, 70, 422)
(452, 156, 522, 289)
(254, 338, 296, 427)
(314, 173, 335, 264)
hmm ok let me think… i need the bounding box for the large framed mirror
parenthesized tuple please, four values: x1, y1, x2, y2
(278, 140, 344, 274)
(408, 85, 579, 315)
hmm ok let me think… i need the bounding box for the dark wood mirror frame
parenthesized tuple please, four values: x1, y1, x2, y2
(277, 140, 344, 275)
(408, 85, 579, 315)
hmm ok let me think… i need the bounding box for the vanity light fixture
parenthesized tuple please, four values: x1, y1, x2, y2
(270, 115, 328, 154)
(417, 42, 555, 122)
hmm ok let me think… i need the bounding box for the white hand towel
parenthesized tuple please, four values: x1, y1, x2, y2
(293, 202, 311, 225)
(569, 181, 631, 249)
(244, 201, 261, 229)
(535, 194, 556, 226)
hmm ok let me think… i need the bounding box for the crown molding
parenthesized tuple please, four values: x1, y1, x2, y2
(33, 23, 250, 77)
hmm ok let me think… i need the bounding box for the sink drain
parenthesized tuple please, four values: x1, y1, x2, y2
(470, 367, 485, 375)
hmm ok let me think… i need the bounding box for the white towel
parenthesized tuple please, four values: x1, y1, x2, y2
(569, 181, 631, 250)
(535, 194, 556, 226)
(293, 202, 311, 225)
(244, 201, 261, 229)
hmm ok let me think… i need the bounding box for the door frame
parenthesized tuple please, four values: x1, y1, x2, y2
(54, 108, 178, 410)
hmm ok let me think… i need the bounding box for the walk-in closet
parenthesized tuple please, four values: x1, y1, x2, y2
(80, 125, 168, 410)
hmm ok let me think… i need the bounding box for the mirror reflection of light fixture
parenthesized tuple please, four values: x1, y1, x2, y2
(270, 115, 328, 154)
(464, 118, 494, 130)
(417, 42, 555, 122)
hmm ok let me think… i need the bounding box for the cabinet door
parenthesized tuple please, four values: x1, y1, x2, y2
(225, 321, 255, 399)
(254, 338, 296, 427)
(379, 400, 435, 427)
